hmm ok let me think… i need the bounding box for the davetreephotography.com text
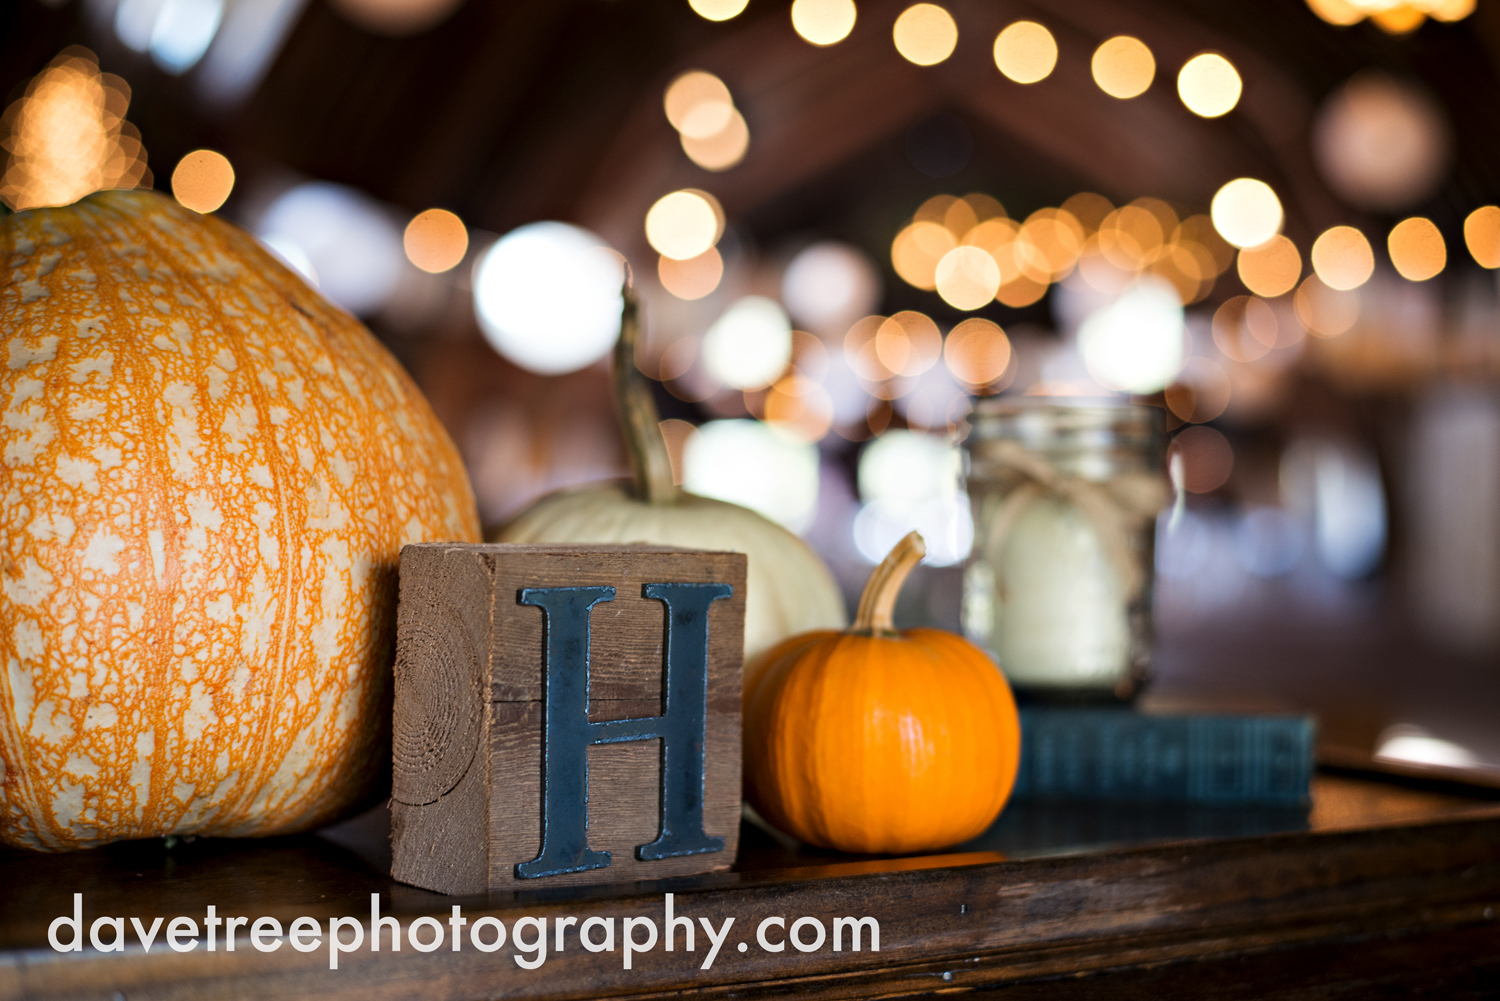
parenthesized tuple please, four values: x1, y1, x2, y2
(48, 893, 881, 970)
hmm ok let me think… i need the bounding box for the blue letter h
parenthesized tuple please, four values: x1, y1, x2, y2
(515, 582, 732, 879)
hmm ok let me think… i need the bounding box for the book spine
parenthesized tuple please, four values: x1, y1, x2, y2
(1012, 711, 1315, 805)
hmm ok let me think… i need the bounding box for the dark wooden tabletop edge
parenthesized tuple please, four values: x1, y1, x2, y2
(1315, 754, 1500, 798)
(600, 909, 1500, 1001)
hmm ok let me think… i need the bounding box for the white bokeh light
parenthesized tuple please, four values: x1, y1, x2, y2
(1314, 72, 1451, 213)
(1375, 725, 1478, 769)
(1210, 178, 1284, 249)
(854, 431, 972, 565)
(151, 0, 224, 73)
(259, 233, 318, 286)
(1077, 278, 1187, 394)
(256, 181, 404, 316)
(781, 241, 881, 333)
(702, 296, 793, 389)
(473, 222, 625, 376)
(116, 0, 167, 52)
(683, 420, 820, 532)
(196, 0, 308, 106)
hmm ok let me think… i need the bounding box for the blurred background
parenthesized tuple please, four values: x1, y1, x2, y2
(5, 0, 1499, 772)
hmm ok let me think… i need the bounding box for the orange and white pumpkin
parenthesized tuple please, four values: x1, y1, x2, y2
(0, 190, 479, 851)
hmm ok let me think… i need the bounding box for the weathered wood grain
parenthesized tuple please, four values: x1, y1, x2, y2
(392, 543, 746, 895)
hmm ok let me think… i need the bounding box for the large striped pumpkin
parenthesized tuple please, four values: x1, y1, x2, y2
(0, 190, 480, 851)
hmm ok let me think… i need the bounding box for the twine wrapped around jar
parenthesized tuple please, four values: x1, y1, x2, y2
(973, 438, 1169, 603)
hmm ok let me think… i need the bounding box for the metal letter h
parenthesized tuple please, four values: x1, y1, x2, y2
(514, 582, 732, 879)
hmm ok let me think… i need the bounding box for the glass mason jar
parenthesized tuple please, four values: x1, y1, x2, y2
(961, 400, 1167, 701)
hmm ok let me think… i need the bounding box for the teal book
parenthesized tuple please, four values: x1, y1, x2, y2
(1012, 707, 1316, 806)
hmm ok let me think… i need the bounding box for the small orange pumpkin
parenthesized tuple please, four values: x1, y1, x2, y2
(744, 531, 1020, 854)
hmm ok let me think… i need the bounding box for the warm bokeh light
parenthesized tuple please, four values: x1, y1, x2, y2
(1165, 357, 1231, 424)
(658, 337, 700, 385)
(1091, 36, 1155, 99)
(764, 373, 835, 442)
(402, 207, 468, 273)
(1211, 178, 1283, 249)
(1236, 235, 1301, 298)
(1305, 0, 1475, 29)
(915, 193, 958, 225)
(1133, 197, 1179, 240)
(1430, 0, 1477, 20)
(893, 4, 958, 66)
(875, 311, 942, 377)
(892, 220, 957, 290)
(1177, 52, 1241, 118)
(943, 197, 977, 236)
(1371, 6, 1426, 32)
(171, 148, 234, 213)
(664, 70, 733, 138)
(963, 192, 1006, 224)
(1170, 426, 1233, 494)
(1097, 204, 1164, 271)
(1062, 192, 1114, 233)
(658, 246, 724, 300)
(846, 315, 894, 382)
(1294, 275, 1359, 337)
(995, 274, 1049, 308)
(327, 0, 464, 36)
(964, 218, 1025, 289)
(1178, 214, 1236, 273)
(935, 245, 1001, 310)
(1075, 200, 1231, 305)
(1387, 216, 1445, 281)
(645, 189, 722, 260)
(944, 317, 1011, 387)
(993, 21, 1057, 84)
(1309, 225, 1373, 290)
(792, 0, 857, 45)
(681, 109, 750, 171)
(1150, 244, 1210, 304)
(1212, 295, 1278, 362)
(473, 221, 624, 375)
(703, 296, 793, 389)
(0, 49, 151, 211)
(688, 0, 750, 21)
(1463, 206, 1500, 269)
(1305, 0, 1364, 25)
(1019, 208, 1084, 280)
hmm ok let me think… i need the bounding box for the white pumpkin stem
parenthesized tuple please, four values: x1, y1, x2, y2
(851, 531, 926, 635)
(614, 283, 680, 504)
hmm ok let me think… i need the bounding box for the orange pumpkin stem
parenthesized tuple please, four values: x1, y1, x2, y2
(851, 531, 926, 635)
(613, 282, 680, 505)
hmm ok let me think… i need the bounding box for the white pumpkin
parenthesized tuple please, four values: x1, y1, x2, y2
(496, 294, 846, 664)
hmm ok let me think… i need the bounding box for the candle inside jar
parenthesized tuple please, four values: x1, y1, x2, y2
(965, 494, 1131, 687)
(960, 400, 1164, 699)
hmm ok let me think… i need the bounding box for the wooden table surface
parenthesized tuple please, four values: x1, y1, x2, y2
(3, 771, 1499, 1000)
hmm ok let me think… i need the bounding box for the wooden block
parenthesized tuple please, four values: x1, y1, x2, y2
(390, 543, 747, 894)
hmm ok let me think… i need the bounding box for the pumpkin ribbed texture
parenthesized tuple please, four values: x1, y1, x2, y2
(743, 533, 1020, 854)
(0, 190, 479, 851)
